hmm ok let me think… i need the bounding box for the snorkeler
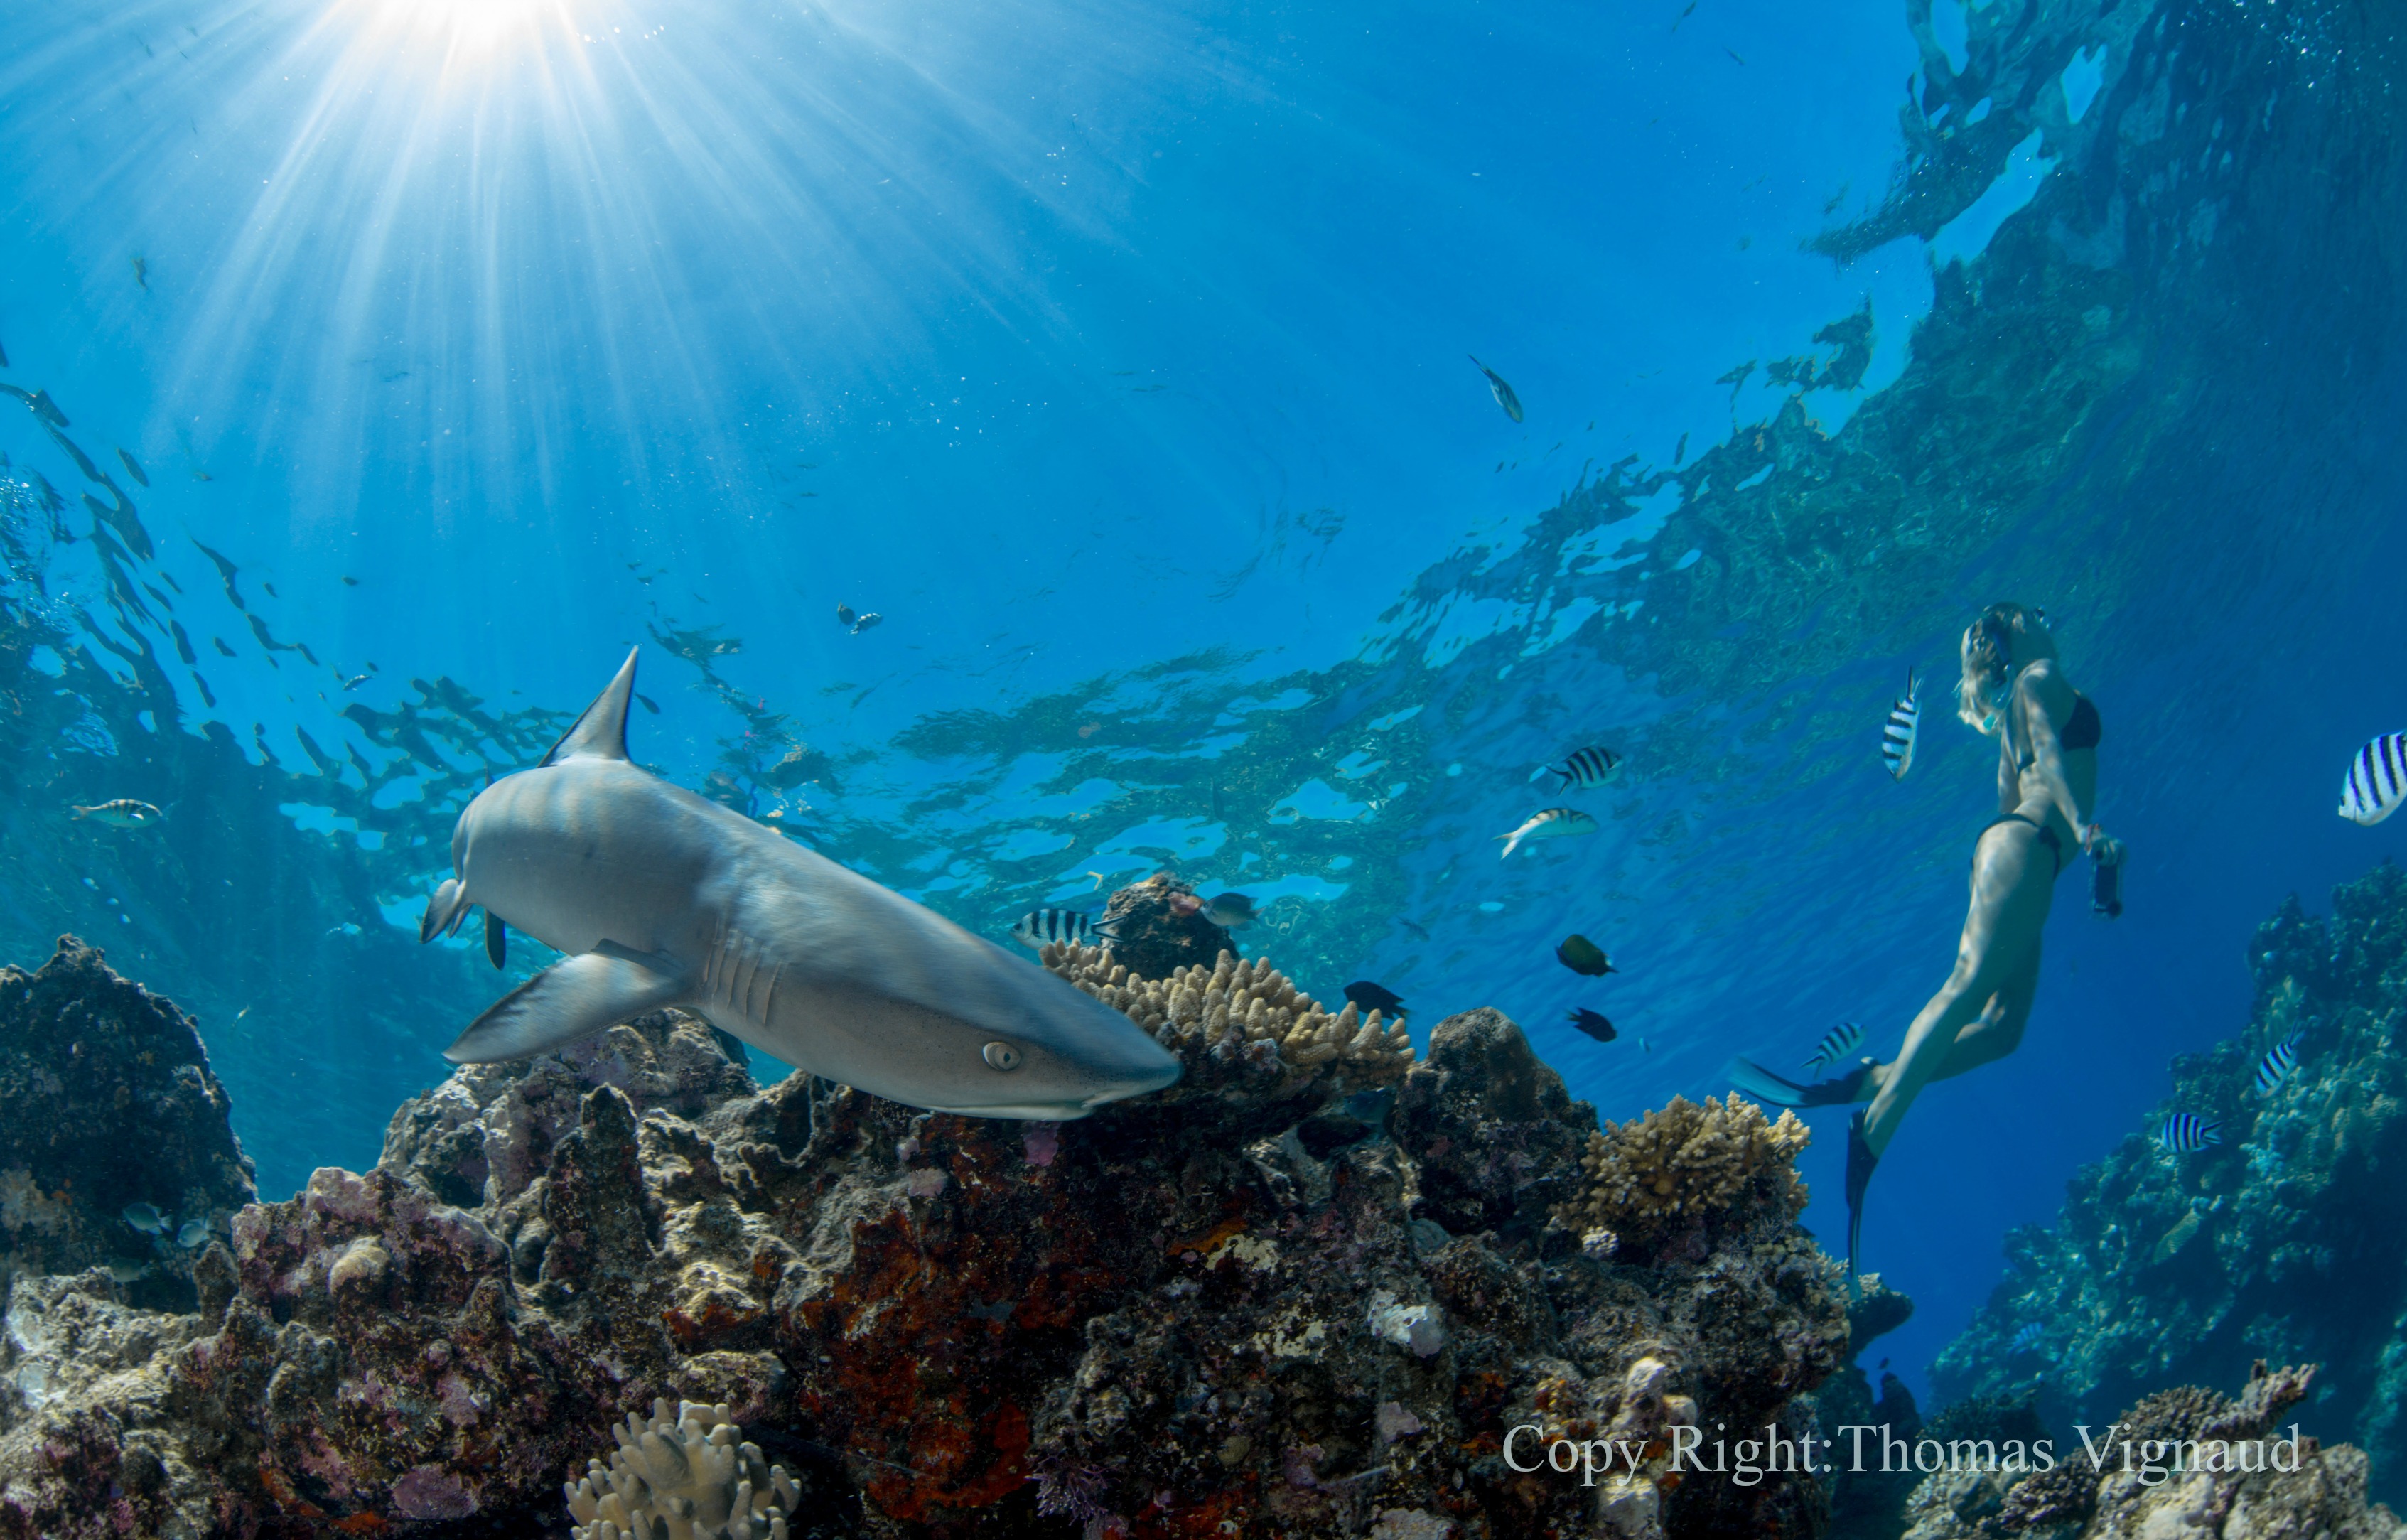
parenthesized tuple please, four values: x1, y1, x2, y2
(1728, 603, 2113, 1274)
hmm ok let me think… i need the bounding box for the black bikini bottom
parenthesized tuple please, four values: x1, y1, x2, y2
(1978, 812, 2063, 878)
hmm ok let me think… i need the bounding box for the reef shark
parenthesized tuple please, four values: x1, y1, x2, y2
(418, 650, 1181, 1119)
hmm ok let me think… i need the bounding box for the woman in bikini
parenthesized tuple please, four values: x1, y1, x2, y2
(1729, 603, 2109, 1272)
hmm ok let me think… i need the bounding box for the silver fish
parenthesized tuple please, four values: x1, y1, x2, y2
(1802, 1021, 1865, 1076)
(2253, 1034, 2301, 1097)
(1544, 746, 1622, 790)
(1881, 668, 1920, 781)
(176, 1219, 210, 1249)
(418, 650, 1178, 1120)
(121, 1202, 168, 1233)
(1011, 909, 1119, 949)
(2339, 732, 2406, 826)
(2157, 1113, 2220, 1153)
(1496, 807, 1596, 858)
(73, 799, 164, 829)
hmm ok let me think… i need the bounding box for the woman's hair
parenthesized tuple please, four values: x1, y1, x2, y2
(1957, 602, 2045, 731)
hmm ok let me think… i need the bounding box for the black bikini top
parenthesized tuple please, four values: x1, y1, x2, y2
(2062, 693, 2102, 751)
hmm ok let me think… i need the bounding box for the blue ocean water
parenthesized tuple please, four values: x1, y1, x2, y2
(0, 0, 2401, 1417)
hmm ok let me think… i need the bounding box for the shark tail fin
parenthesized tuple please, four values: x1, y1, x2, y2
(539, 647, 640, 767)
(443, 950, 687, 1063)
(419, 878, 473, 944)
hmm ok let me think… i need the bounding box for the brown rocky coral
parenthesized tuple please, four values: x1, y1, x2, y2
(1041, 941, 1414, 1083)
(1555, 1094, 1809, 1242)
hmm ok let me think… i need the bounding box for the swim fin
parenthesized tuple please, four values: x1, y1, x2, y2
(1728, 1055, 1874, 1108)
(1846, 1109, 1879, 1280)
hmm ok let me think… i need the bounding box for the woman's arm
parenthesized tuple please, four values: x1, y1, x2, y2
(2015, 667, 2091, 834)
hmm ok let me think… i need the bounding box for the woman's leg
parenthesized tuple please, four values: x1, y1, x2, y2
(1862, 824, 2057, 1154)
(1929, 938, 2042, 1082)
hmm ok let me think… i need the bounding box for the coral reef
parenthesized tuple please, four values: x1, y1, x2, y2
(0, 937, 256, 1311)
(1095, 875, 1232, 981)
(1553, 1094, 1809, 1251)
(1043, 939, 1413, 1083)
(0, 931, 1848, 1539)
(566, 1398, 799, 1540)
(1900, 1362, 2406, 1540)
(1931, 861, 2407, 1505)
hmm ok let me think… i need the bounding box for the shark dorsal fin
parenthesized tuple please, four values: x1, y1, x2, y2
(541, 647, 640, 767)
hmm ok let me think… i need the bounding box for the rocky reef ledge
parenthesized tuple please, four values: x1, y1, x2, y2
(1, 933, 1845, 1539)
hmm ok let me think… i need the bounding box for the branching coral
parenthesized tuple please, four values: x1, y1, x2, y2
(1041, 942, 1415, 1082)
(1554, 1094, 1809, 1236)
(564, 1398, 798, 1540)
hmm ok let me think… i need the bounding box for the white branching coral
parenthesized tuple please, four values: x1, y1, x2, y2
(565, 1398, 799, 1540)
(1041, 943, 1414, 1082)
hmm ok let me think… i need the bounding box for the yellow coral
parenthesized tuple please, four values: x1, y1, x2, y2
(1555, 1095, 1809, 1235)
(1039, 943, 1414, 1084)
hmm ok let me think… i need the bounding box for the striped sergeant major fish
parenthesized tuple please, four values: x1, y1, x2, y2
(2156, 1112, 2221, 1153)
(72, 799, 164, 828)
(1497, 807, 1597, 858)
(1543, 746, 1623, 791)
(1881, 668, 1921, 781)
(2339, 732, 2406, 825)
(1802, 1021, 1865, 1076)
(2253, 1034, 2302, 1097)
(1011, 908, 1119, 950)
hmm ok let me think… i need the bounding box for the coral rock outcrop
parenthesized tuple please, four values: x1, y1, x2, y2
(0, 937, 255, 1310)
(1, 942, 1847, 1539)
(1554, 1094, 1809, 1251)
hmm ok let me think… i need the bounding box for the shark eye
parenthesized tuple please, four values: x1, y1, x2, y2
(982, 1041, 1023, 1072)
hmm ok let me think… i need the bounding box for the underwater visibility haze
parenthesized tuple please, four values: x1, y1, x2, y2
(4, 0, 2407, 1531)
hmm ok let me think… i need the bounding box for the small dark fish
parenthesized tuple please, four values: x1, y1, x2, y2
(1803, 1021, 1865, 1075)
(107, 1261, 154, 1283)
(190, 469, 212, 482)
(131, 255, 149, 290)
(1555, 934, 1616, 977)
(340, 674, 370, 691)
(72, 799, 164, 829)
(1399, 919, 1431, 942)
(2253, 1034, 2302, 1097)
(1011, 909, 1119, 949)
(1640, 1037, 1652, 1053)
(1723, 45, 1748, 65)
(1545, 746, 1622, 790)
(115, 448, 149, 487)
(1202, 892, 1256, 929)
(1467, 355, 1524, 423)
(836, 603, 858, 628)
(1344, 981, 1407, 1016)
(1673, 431, 1689, 464)
(2157, 1113, 2220, 1153)
(122, 1202, 168, 1233)
(1566, 1008, 1617, 1044)
(851, 612, 883, 635)
(1882, 669, 1921, 780)
(635, 692, 661, 714)
(341, 575, 359, 586)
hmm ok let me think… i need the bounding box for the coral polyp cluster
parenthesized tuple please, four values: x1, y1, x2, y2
(1554, 1093, 1809, 1237)
(565, 1398, 799, 1540)
(1039, 942, 1413, 1080)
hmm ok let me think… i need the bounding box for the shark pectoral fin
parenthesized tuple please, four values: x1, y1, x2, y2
(419, 879, 471, 945)
(539, 647, 639, 767)
(442, 952, 687, 1064)
(485, 912, 507, 969)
